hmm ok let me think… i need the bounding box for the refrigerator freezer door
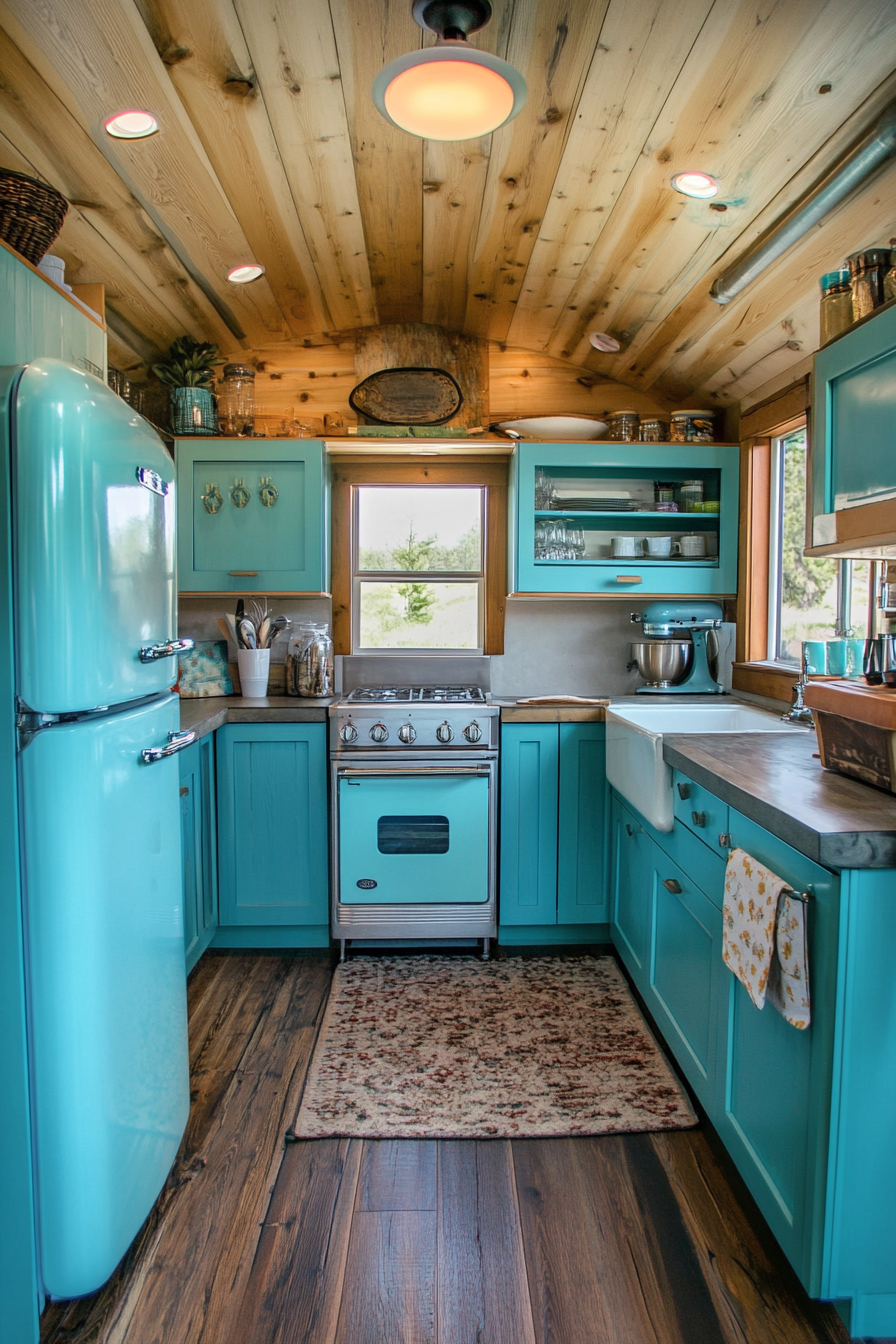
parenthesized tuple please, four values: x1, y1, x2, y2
(20, 694, 189, 1299)
(13, 358, 177, 713)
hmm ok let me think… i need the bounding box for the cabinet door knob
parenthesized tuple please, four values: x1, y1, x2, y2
(625, 822, 641, 837)
(662, 878, 682, 894)
(677, 781, 691, 799)
(719, 832, 732, 850)
(691, 810, 707, 827)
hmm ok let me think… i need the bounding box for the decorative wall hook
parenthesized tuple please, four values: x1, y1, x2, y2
(259, 476, 279, 507)
(201, 483, 223, 514)
(230, 478, 251, 508)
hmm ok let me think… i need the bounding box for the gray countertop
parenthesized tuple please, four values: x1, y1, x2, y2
(663, 731, 896, 869)
(179, 695, 335, 741)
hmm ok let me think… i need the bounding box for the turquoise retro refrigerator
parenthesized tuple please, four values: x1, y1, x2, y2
(4, 359, 192, 1301)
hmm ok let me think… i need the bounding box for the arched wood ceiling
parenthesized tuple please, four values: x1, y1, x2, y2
(1, 0, 895, 410)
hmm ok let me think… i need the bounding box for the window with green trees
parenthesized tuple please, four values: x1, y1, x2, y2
(354, 486, 484, 651)
(771, 427, 869, 662)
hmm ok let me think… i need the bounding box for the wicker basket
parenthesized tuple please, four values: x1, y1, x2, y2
(0, 169, 69, 266)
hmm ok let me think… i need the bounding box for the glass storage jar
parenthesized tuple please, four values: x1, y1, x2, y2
(679, 479, 704, 513)
(847, 249, 892, 322)
(670, 410, 715, 443)
(218, 363, 256, 436)
(819, 269, 852, 344)
(640, 418, 670, 442)
(606, 409, 640, 442)
(286, 623, 334, 698)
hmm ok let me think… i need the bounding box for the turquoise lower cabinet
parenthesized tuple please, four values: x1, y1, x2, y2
(499, 725, 558, 926)
(611, 800, 654, 973)
(612, 779, 896, 1335)
(179, 737, 218, 973)
(500, 722, 608, 938)
(215, 723, 329, 945)
(720, 811, 840, 1301)
(557, 723, 609, 924)
(648, 845, 726, 1117)
(175, 438, 328, 594)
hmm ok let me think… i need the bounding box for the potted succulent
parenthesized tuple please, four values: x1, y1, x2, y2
(152, 335, 222, 435)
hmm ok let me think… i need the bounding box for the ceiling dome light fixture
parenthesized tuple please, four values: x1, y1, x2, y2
(227, 263, 265, 284)
(671, 171, 719, 199)
(372, 1, 526, 141)
(104, 110, 159, 140)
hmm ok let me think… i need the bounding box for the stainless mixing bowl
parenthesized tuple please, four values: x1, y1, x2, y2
(630, 639, 693, 687)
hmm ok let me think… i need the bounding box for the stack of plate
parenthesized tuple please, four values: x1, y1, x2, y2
(551, 488, 640, 512)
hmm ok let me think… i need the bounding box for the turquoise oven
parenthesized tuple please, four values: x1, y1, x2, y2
(331, 757, 498, 957)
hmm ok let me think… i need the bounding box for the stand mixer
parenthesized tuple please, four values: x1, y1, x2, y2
(629, 601, 724, 694)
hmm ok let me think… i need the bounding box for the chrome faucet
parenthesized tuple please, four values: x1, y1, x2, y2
(782, 647, 815, 724)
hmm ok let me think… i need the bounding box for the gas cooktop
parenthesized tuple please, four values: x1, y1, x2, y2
(345, 686, 487, 704)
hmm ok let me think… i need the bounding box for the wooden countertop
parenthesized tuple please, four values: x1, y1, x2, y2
(179, 695, 334, 741)
(663, 731, 896, 868)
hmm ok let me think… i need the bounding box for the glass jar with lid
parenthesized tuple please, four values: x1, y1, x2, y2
(679, 479, 704, 513)
(286, 622, 334, 698)
(670, 410, 715, 444)
(847, 249, 893, 322)
(819, 269, 852, 345)
(640, 417, 670, 442)
(218, 363, 256, 436)
(606, 409, 640, 442)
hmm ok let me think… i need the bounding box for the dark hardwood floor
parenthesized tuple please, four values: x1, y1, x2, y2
(40, 951, 850, 1344)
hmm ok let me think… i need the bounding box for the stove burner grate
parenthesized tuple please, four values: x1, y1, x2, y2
(345, 685, 486, 705)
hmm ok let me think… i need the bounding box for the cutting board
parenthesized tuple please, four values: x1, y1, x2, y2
(349, 367, 463, 425)
(804, 679, 896, 728)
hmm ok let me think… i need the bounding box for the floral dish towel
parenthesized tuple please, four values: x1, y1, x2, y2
(766, 893, 811, 1029)
(722, 847, 790, 1012)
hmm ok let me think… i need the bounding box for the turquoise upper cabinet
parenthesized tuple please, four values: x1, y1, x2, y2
(509, 442, 739, 596)
(810, 302, 896, 552)
(175, 438, 328, 593)
(216, 723, 328, 935)
(0, 240, 106, 376)
(500, 722, 608, 931)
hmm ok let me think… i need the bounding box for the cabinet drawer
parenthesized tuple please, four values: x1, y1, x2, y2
(672, 769, 730, 857)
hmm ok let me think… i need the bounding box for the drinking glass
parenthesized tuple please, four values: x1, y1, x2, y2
(863, 636, 884, 685)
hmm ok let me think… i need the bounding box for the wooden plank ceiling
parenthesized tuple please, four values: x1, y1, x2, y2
(1, 0, 895, 414)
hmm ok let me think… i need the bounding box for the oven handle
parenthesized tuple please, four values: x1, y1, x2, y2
(337, 765, 492, 778)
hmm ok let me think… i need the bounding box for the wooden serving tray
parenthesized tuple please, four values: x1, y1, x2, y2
(803, 679, 896, 730)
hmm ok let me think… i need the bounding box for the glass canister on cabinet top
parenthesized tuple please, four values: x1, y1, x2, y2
(819, 269, 852, 345)
(217, 363, 256, 436)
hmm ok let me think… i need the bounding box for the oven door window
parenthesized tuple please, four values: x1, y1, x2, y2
(377, 815, 449, 854)
(338, 774, 489, 904)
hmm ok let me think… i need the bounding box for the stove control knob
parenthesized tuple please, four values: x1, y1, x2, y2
(436, 720, 454, 744)
(369, 721, 389, 743)
(463, 720, 483, 744)
(398, 722, 416, 745)
(339, 721, 358, 744)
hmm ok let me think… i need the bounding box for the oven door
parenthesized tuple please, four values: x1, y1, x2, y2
(337, 765, 491, 905)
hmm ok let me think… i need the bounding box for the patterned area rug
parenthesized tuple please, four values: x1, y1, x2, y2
(291, 956, 697, 1139)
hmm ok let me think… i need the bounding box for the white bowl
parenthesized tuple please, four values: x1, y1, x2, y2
(496, 415, 607, 440)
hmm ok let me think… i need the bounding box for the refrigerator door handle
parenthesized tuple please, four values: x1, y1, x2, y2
(139, 638, 194, 664)
(141, 729, 196, 764)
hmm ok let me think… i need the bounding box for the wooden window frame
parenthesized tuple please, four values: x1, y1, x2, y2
(733, 379, 810, 703)
(330, 457, 509, 656)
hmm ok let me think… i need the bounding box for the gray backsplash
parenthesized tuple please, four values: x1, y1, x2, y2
(178, 594, 659, 696)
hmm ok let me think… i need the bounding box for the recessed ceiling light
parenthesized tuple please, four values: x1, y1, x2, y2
(671, 171, 719, 199)
(227, 264, 265, 284)
(104, 110, 159, 140)
(372, 2, 526, 142)
(588, 332, 621, 352)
